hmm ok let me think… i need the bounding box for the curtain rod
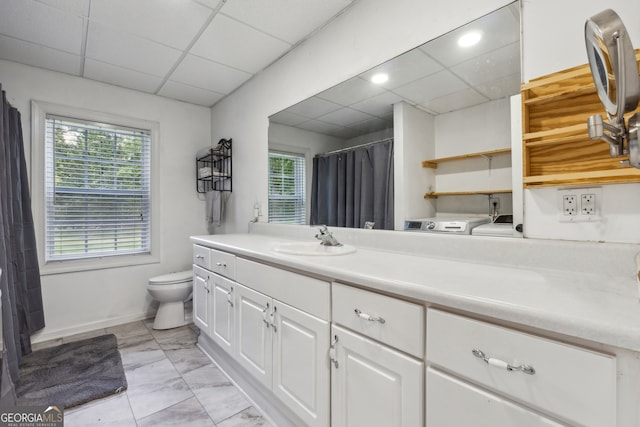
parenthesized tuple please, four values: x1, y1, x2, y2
(317, 137, 393, 157)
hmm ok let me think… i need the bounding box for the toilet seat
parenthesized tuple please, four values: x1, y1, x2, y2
(149, 270, 192, 285)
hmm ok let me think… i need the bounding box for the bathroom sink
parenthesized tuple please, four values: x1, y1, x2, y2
(273, 241, 356, 256)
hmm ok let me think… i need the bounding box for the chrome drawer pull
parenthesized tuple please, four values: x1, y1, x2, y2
(472, 349, 535, 375)
(354, 308, 386, 324)
(216, 262, 227, 267)
(196, 254, 205, 259)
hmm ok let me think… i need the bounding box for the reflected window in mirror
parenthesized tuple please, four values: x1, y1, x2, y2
(268, 151, 306, 224)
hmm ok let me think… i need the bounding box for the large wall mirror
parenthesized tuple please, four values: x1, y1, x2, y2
(268, 1, 521, 234)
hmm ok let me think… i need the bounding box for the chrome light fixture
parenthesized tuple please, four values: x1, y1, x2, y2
(585, 9, 640, 167)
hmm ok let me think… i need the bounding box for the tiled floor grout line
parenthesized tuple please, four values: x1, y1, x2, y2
(45, 318, 272, 426)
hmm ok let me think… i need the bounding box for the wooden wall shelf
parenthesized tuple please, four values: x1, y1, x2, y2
(422, 148, 511, 169)
(424, 189, 512, 199)
(522, 50, 640, 188)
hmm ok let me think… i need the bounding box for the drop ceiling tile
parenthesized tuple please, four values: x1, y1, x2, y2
(159, 80, 224, 107)
(317, 76, 386, 107)
(349, 91, 403, 117)
(85, 23, 182, 77)
(319, 107, 374, 127)
(0, 0, 84, 54)
(89, 0, 213, 50)
(285, 96, 342, 120)
(37, 0, 90, 16)
(220, 0, 353, 44)
(297, 119, 349, 138)
(421, 87, 488, 114)
(392, 70, 468, 105)
(269, 110, 308, 127)
(420, 3, 519, 67)
(347, 117, 393, 135)
(360, 49, 443, 90)
(0, 35, 82, 75)
(169, 54, 252, 94)
(474, 72, 521, 100)
(84, 59, 163, 93)
(451, 42, 520, 86)
(191, 14, 291, 74)
(193, 0, 222, 9)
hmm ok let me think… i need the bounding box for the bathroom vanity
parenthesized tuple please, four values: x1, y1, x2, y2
(191, 225, 640, 427)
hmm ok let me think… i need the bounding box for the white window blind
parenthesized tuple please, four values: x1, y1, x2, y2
(268, 151, 305, 224)
(44, 115, 151, 261)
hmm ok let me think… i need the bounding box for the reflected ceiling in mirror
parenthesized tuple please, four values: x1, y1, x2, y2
(270, 2, 520, 139)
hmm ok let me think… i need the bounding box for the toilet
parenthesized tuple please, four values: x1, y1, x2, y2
(147, 270, 193, 330)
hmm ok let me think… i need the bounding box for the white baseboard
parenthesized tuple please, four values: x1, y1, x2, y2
(31, 311, 155, 344)
(197, 334, 305, 427)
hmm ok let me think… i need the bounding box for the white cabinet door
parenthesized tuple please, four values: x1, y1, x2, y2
(331, 325, 423, 427)
(235, 283, 273, 389)
(192, 265, 210, 334)
(426, 367, 564, 426)
(272, 301, 330, 427)
(211, 273, 235, 355)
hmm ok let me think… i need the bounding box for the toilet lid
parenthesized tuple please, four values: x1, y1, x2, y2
(149, 270, 192, 285)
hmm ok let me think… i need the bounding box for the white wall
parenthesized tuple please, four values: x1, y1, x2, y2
(394, 102, 435, 227)
(433, 98, 512, 196)
(522, 0, 640, 243)
(210, 0, 512, 234)
(0, 60, 211, 341)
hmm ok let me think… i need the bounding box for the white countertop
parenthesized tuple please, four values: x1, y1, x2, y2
(191, 231, 640, 353)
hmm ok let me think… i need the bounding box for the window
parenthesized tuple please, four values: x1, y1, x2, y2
(44, 115, 151, 261)
(268, 151, 305, 224)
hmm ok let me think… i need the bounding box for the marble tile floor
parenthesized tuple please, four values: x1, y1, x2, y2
(32, 320, 273, 427)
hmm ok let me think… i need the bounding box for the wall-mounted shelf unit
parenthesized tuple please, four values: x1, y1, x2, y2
(422, 148, 512, 198)
(424, 189, 511, 199)
(521, 50, 640, 188)
(421, 148, 511, 169)
(197, 138, 232, 193)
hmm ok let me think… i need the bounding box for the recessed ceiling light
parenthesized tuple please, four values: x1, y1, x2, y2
(458, 31, 482, 47)
(371, 73, 389, 84)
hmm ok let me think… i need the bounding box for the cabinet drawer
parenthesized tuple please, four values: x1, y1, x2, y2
(193, 245, 210, 269)
(332, 283, 424, 358)
(426, 367, 563, 426)
(236, 258, 329, 320)
(426, 309, 616, 427)
(209, 248, 236, 280)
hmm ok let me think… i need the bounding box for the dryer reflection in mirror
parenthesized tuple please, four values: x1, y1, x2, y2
(584, 9, 640, 167)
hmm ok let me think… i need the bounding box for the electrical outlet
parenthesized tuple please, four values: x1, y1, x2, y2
(563, 194, 577, 216)
(581, 194, 596, 215)
(558, 187, 602, 222)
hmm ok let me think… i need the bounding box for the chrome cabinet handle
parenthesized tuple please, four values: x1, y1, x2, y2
(262, 304, 270, 328)
(329, 335, 339, 368)
(226, 288, 233, 307)
(270, 306, 277, 333)
(354, 308, 386, 324)
(196, 254, 205, 260)
(216, 262, 227, 267)
(472, 349, 535, 375)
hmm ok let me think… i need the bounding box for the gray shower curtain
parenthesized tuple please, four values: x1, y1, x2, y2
(311, 139, 394, 229)
(0, 84, 45, 403)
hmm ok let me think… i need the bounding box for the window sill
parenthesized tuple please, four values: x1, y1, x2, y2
(40, 253, 160, 276)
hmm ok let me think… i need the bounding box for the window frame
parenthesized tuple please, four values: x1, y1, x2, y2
(268, 149, 307, 224)
(31, 101, 160, 275)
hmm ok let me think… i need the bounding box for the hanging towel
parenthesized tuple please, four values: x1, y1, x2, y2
(206, 190, 224, 226)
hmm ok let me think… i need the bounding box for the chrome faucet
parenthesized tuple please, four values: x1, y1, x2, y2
(315, 225, 342, 247)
